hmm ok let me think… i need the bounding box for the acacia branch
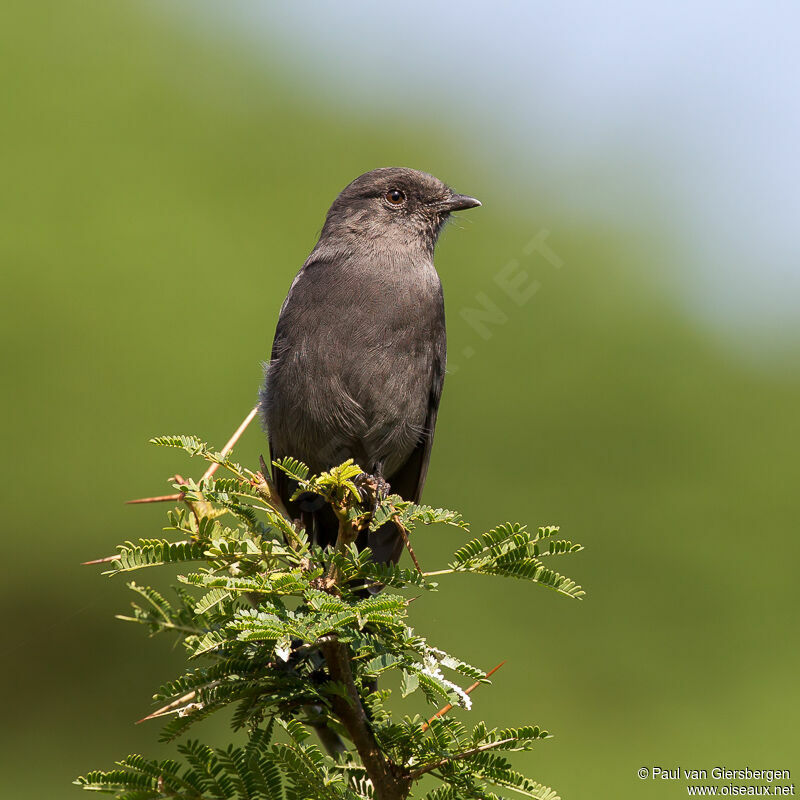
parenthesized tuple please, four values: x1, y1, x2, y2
(318, 635, 410, 800)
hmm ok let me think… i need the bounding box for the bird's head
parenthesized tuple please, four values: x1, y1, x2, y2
(320, 167, 481, 254)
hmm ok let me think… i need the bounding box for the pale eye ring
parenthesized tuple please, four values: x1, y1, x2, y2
(385, 188, 406, 205)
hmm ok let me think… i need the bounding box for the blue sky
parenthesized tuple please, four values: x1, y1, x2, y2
(179, 1, 800, 341)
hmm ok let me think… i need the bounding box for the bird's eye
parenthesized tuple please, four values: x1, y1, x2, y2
(385, 189, 406, 205)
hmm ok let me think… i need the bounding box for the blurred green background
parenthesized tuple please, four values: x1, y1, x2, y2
(3, 2, 798, 798)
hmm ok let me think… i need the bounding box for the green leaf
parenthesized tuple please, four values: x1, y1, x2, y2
(401, 670, 420, 697)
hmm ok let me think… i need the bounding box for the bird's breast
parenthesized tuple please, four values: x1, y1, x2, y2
(264, 253, 445, 474)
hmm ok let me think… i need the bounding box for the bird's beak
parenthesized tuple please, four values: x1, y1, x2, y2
(439, 194, 481, 212)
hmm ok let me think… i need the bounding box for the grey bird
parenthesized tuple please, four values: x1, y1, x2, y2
(260, 167, 480, 564)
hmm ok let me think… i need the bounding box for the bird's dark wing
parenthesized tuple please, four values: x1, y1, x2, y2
(366, 347, 444, 567)
(266, 398, 341, 552)
(385, 337, 446, 505)
(263, 260, 342, 551)
(265, 312, 287, 511)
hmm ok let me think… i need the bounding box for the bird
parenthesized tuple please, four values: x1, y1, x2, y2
(260, 167, 480, 565)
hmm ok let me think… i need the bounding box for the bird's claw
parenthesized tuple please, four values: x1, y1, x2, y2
(354, 472, 390, 514)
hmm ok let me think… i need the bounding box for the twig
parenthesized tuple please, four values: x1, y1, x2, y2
(200, 405, 259, 482)
(136, 690, 198, 724)
(136, 677, 225, 724)
(81, 554, 120, 565)
(126, 492, 183, 505)
(421, 660, 506, 732)
(409, 736, 519, 780)
(392, 516, 422, 574)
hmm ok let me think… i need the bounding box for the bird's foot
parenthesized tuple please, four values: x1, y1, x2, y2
(353, 472, 391, 515)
